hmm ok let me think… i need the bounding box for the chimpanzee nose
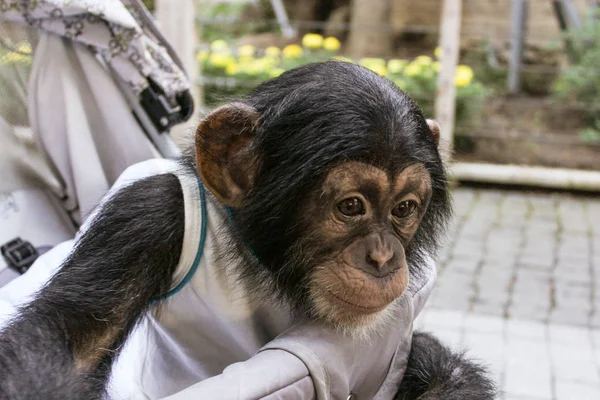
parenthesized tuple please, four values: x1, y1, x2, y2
(366, 247, 394, 270)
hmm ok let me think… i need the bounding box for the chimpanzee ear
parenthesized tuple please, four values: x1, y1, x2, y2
(195, 102, 261, 207)
(426, 119, 441, 146)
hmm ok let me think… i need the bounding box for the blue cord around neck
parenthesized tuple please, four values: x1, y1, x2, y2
(151, 174, 207, 304)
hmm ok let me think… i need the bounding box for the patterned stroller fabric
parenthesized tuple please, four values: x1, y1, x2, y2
(1, 0, 190, 100)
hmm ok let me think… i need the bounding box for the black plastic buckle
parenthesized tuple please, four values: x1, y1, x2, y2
(139, 78, 194, 133)
(1, 237, 38, 274)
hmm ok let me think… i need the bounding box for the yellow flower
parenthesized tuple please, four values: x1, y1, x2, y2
(225, 63, 239, 75)
(404, 62, 422, 77)
(367, 64, 387, 76)
(196, 50, 209, 62)
(3, 51, 27, 63)
(238, 44, 256, 57)
(238, 55, 255, 65)
(265, 46, 281, 57)
(332, 55, 353, 63)
(245, 61, 263, 76)
(256, 57, 277, 69)
(394, 79, 407, 90)
(208, 53, 235, 68)
(455, 65, 474, 87)
(387, 59, 407, 74)
(210, 39, 229, 52)
(16, 42, 31, 55)
(302, 33, 324, 49)
(433, 61, 440, 73)
(282, 44, 303, 59)
(323, 36, 341, 52)
(359, 57, 386, 68)
(270, 68, 285, 78)
(434, 46, 443, 59)
(414, 55, 433, 66)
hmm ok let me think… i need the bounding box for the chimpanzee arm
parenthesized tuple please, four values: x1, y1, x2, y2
(395, 332, 497, 400)
(0, 173, 184, 399)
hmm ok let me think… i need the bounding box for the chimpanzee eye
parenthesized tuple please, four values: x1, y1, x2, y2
(337, 197, 365, 217)
(392, 200, 418, 219)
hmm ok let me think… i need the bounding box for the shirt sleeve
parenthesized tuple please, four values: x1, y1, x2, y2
(411, 255, 438, 319)
(160, 349, 315, 400)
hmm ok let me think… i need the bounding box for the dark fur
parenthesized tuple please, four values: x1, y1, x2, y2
(210, 61, 452, 318)
(0, 62, 492, 399)
(0, 174, 184, 398)
(396, 332, 498, 399)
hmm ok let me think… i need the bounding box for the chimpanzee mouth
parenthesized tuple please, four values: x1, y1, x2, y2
(326, 291, 389, 315)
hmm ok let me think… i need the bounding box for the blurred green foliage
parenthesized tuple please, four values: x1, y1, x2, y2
(198, 1, 259, 43)
(553, 11, 600, 142)
(142, 0, 154, 11)
(0, 41, 32, 126)
(199, 36, 488, 152)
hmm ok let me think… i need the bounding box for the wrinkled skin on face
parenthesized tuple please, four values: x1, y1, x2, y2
(300, 162, 433, 327)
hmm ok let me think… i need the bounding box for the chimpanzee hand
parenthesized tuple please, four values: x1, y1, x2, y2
(395, 332, 497, 400)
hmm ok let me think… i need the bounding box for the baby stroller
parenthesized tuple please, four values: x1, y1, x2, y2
(0, 0, 194, 288)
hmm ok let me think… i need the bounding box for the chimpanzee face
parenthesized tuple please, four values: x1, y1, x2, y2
(195, 62, 450, 331)
(292, 161, 432, 327)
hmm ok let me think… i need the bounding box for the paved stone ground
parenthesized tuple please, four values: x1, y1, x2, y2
(415, 186, 600, 400)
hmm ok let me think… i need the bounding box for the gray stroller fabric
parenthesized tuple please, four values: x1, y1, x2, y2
(0, 1, 191, 281)
(28, 32, 162, 223)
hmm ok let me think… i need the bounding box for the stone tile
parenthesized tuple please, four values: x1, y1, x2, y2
(444, 257, 480, 274)
(507, 305, 549, 322)
(510, 295, 551, 311)
(513, 269, 553, 287)
(476, 276, 512, 291)
(426, 328, 464, 350)
(558, 200, 588, 233)
(555, 254, 590, 268)
(548, 324, 593, 347)
(418, 189, 600, 400)
(589, 312, 600, 328)
(463, 331, 505, 384)
(549, 308, 591, 326)
(504, 347, 552, 398)
(511, 287, 551, 303)
(527, 193, 557, 206)
(472, 302, 507, 317)
(506, 319, 546, 341)
(478, 265, 516, 282)
(504, 363, 553, 399)
(420, 309, 467, 331)
(518, 258, 555, 270)
(464, 313, 505, 334)
(483, 251, 520, 265)
(554, 282, 591, 300)
(553, 272, 592, 286)
(487, 227, 523, 242)
(430, 296, 472, 312)
(475, 291, 510, 308)
(437, 268, 474, 280)
(555, 381, 600, 400)
(451, 187, 476, 205)
(551, 343, 599, 384)
(452, 246, 485, 260)
(433, 287, 475, 303)
(554, 297, 592, 312)
(525, 219, 558, 230)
